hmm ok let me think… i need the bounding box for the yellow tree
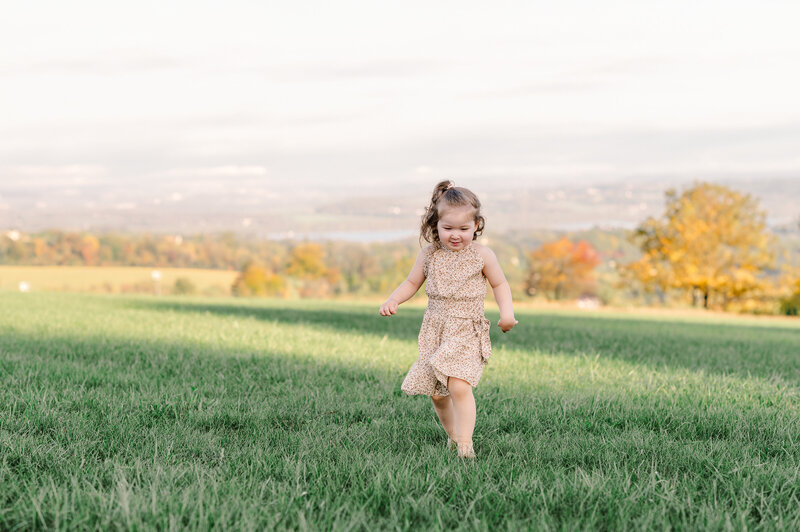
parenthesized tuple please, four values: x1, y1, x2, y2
(525, 237, 600, 300)
(286, 243, 328, 279)
(626, 182, 775, 309)
(80, 235, 100, 266)
(232, 261, 286, 297)
(618, 217, 676, 304)
(286, 242, 332, 298)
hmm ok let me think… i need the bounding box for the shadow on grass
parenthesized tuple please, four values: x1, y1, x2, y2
(0, 326, 442, 452)
(125, 298, 800, 384)
(1, 325, 796, 453)
(2, 321, 799, 492)
(3, 298, 800, 532)
(123, 297, 425, 339)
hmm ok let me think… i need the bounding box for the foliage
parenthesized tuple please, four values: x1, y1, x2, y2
(780, 293, 800, 316)
(1, 218, 797, 311)
(623, 182, 776, 309)
(231, 262, 286, 298)
(778, 270, 800, 316)
(80, 235, 100, 266)
(525, 237, 601, 300)
(172, 276, 197, 296)
(286, 243, 328, 279)
(283, 243, 340, 298)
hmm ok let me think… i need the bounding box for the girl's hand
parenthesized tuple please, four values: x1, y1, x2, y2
(379, 299, 399, 316)
(497, 316, 518, 333)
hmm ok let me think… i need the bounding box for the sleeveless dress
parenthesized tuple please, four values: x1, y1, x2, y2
(400, 240, 492, 397)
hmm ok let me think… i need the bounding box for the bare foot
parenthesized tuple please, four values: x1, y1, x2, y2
(457, 441, 476, 459)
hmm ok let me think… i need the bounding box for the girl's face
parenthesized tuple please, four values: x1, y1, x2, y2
(437, 204, 478, 251)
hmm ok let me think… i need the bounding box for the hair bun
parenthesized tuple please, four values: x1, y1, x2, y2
(419, 180, 486, 247)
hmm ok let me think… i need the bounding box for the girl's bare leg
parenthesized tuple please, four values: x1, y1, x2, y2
(431, 394, 456, 441)
(447, 377, 476, 457)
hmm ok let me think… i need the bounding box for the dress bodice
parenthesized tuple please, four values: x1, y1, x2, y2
(423, 241, 487, 316)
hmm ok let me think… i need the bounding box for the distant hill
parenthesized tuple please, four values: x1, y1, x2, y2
(1, 176, 797, 238)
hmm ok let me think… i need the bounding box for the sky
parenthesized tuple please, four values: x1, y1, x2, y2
(2, 0, 800, 198)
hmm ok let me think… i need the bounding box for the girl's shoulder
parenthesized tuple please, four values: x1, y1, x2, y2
(420, 243, 437, 256)
(470, 241, 491, 257)
(471, 241, 497, 266)
(421, 244, 436, 276)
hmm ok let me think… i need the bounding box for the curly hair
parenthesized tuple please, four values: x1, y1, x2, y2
(419, 180, 485, 248)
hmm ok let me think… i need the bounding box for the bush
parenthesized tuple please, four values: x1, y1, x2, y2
(172, 277, 197, 296)
(779, 293, 800, 316)
(232, 262, 286, 298)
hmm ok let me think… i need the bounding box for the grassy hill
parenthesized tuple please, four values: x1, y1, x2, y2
(1, 293, 799, 529)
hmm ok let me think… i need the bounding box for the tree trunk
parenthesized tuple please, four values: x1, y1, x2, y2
(703, 289, 709, 309)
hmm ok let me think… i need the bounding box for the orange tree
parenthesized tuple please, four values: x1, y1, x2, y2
(624, 182, 776, 309)
(525, 237, 600, 300)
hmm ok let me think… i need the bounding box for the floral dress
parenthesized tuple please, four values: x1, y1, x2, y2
(400, 240, 492, 397)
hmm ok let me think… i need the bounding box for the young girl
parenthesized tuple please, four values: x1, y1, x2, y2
(379, 180, 517, 459)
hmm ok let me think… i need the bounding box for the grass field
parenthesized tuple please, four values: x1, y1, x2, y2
(1, 293, 799, 530)
(0, 266, 237, 296)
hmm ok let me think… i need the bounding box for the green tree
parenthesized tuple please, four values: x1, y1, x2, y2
(172, 277, 197, 296)
(777, 266, 800, 316)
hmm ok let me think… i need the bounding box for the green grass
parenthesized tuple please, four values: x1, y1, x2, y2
(1, 293, 799, 530)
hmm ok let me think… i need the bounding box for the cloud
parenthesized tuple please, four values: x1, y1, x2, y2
(0, 53, 186, 76)
(467, 56, 673, 98)
(2, 121, 799, 194)
(0, 165, 108, 188)
(468, 79, 599, 98)
(155, 166, 269, 178)
(576, 56, 672, 78)
(7, 164, 107, 176)
(165, 110, 371, 129)
(253, 58, 449, 82)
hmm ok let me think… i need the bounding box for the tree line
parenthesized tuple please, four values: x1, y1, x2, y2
(523, 183, 799, 314)
(2, 182, 798, 314)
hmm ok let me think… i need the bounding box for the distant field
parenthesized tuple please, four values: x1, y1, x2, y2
(1, 293, 799, 530)
(0, 265, 238, 296)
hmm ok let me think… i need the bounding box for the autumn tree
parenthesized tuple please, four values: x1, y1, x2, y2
(624, 182, 776, 309)
(285, 242, 334, 298)
(232, 261, 286, 297)
(80, 235, 100, 266)
(286, 243, 328, 278)
(525, 237, 601, 300)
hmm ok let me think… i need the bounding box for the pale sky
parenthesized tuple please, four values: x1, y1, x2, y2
(2, 0, 799, 195)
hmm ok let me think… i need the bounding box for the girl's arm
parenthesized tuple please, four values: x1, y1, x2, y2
(379, 246, 429, 316)
(479, 245, 518, 332)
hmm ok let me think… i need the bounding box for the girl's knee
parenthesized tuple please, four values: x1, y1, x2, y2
(431, 394, 450, 405)
(447, 377, 472, 398)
